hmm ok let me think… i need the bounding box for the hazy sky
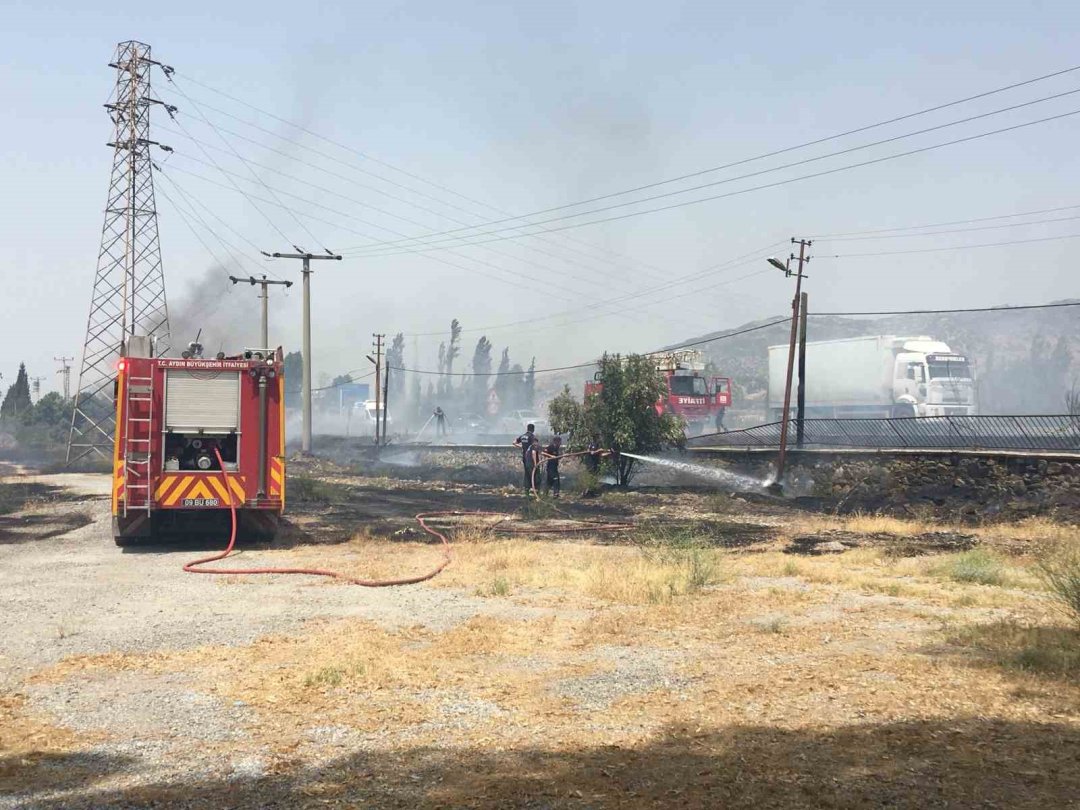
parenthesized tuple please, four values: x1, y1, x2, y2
(2, 0, 1078, 395)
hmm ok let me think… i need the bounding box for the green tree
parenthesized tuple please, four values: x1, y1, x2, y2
(524, 357, 536, 409)
(1, 363, 32, 419)
(386, 332, 405, 402)
(493, 348, 512, 415)
(470, 336, 493, 413)
(549, 353, 683, 486)
(14, 391, 69, 448)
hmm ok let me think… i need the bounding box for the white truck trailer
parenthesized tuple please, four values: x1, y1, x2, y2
(767, 335, 977, 419)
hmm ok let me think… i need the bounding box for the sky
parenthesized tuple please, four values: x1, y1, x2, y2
(1, 0, 1078, 397)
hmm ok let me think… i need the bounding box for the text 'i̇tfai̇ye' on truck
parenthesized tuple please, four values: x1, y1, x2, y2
(585, 350, 733, 436)
(111, 336, 286, 546)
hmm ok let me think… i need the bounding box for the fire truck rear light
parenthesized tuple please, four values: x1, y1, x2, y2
(117, 360, 126, 372)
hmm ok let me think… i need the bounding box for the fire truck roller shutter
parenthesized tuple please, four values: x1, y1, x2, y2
(165, 370, 241, 432)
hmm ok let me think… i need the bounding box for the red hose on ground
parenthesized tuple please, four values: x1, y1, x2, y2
(183, 449, 497, 587)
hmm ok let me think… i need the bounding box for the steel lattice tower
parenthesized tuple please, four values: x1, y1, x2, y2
(68, 41, 173, 463)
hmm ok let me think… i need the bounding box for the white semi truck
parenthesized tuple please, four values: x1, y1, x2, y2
(767, 335, 977, 419)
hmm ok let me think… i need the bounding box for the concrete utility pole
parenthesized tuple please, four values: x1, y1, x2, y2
(229, 275, 293, 348)
(767, 238, 811, 492)
(54, 357, 74, 400)
(29, 377, 46, 400)
(263, 251, 342, 454)
(797, 291, 809, 448)
(371, 334, 384, 448)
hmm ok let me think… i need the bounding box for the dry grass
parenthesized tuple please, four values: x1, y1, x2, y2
(950, 620, 1080, 681)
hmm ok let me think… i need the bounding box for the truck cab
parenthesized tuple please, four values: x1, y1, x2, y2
(892, 341, 976, 417)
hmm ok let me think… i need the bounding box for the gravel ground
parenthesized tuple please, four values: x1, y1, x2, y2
(0, 479, 546, 691)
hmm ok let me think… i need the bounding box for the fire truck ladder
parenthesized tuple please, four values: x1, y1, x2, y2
(123, 373, 155, 517)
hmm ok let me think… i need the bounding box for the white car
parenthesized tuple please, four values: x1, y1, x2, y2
(350, 399, 391, 436)
(500, 409, 550, 437)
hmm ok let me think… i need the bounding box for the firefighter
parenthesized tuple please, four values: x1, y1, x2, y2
(527, 435, 543, 493)
(514, 423, 537, 489)
(434, 406, 447, 436)
(715, 406, 727, 432)
(585, 434, 604, 474)
(543, 435, 563, 498)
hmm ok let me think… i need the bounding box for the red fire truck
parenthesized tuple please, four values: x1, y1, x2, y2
(111, 343, 286, 545)
(585, 350, 732, 435)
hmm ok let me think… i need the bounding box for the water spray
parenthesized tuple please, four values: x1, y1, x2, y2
(619, 452, 767, 491)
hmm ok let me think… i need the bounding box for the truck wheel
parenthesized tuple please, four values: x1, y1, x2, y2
(891, 404, 916, 419)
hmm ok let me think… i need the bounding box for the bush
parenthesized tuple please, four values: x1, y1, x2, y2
(1036, 541, 1080, 627)
(936, 550, 1006, 586)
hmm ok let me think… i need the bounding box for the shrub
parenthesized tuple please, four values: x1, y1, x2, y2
(1036, 540, 1080, 627)
(288, 475, 345, 503)
(936, 550, 1005, 586)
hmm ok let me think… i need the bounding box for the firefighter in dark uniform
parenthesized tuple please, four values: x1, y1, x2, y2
(513, 423, 536, 489)
(543, 435, 563, 498)
(527, 436, 543, 493)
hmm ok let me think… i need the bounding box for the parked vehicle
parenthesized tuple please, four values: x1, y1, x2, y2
(454, 412, 487, 432)
(499, 409, 551, 436)
(111, 345, 285, 545)
(585, 350, 732, 435)
(767, 335, 977, 419)
(350, 399, 391, 435)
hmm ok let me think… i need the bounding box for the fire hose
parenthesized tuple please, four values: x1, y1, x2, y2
(183, 449, 495, 586)
(184, 449, 629, 584)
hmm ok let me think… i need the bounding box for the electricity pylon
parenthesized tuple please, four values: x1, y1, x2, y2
(68, 41, 174, 463)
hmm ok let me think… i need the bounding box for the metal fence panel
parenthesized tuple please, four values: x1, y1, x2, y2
(689, 415, 1080, 452)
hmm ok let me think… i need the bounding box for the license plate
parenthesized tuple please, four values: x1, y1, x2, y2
(183, 498, 220, 507)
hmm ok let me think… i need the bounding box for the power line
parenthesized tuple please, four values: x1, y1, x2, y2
(161, 119, 683, 295)
(170, 73, 673, 283)
(164, 77, 326, 252)
(391, 318, 795, 378)
(399, 241, 786, 338)
(812, 213, 1080, 242)
(344, 84, 1080, 253)
(163, 156, 730, 330)
(386, 297, 1080, 380)
(810, 202, 1080, 238)
(812, 301, 1080, 316)
(343, 107, 1080, 255)
(825, 231, 1080, 257)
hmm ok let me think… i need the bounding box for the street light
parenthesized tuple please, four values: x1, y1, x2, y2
(766, 240, 811, 495)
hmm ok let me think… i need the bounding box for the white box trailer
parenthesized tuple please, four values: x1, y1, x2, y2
(767, 335, 977, 419)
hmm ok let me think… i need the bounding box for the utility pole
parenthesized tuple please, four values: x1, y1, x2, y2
(767, 238, 811, 492)
(229, 274, 293, 347)
(371, 334, 384, 447)
(29, 377, 46, 401)
(55, 357, 74, 400)
(263, 251, 342, 454)
(797, 291, 809, 448)
(382, 359, 390, 445)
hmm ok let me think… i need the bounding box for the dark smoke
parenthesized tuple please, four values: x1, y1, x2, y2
(167, 266, 263, 356)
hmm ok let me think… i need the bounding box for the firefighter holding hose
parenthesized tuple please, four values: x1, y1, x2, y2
(543, 435, 563, 498)
(514, 423, 537, 489)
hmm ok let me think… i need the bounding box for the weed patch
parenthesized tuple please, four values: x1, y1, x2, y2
(934, 550, 1006, 586)
(1036, 540, 1080, 627)
(288, 475, 349, 504)
(476, 576, 512, 597)
(950, 621, 1080, 681)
